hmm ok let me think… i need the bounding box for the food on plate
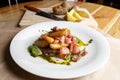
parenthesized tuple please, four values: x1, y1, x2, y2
(53, 1, 71, 15)
(28, 26, 92, 65)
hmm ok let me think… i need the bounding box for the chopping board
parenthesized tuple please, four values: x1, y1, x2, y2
(19, 8, 98, 28)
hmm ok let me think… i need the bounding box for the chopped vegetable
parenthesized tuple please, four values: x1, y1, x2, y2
(75, 36, 87, 46)
(28, 45, 42, 57)
(28, 26, 92, 65)
(59, 47, 70, 59)
(70, 43, 80, 54)
(34, 39, 48, 48)
(88, 39, 93, 44)
(42, 34, 54, 44)
(48, 28, 70, 37)
(65, 53, 72, 61)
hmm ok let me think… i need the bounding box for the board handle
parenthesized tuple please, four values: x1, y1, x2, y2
(24, 5, 40, 13)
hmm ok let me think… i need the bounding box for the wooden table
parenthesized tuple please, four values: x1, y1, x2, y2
(0, 0, 120, 80)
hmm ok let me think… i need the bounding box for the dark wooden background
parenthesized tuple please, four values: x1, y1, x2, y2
(0, 0, 120, 9)
(0, 0, 35, 7)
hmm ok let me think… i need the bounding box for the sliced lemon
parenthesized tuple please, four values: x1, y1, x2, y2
(77, 11, 89, 18)
(73, 11, 82, 21)
(66, 12, 77, 22)
(69, 9, 75, 15)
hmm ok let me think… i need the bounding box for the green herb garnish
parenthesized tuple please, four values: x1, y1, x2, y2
(65, 53, 72, 61)
(75, 37, 87, 46)
(88, 39, 93, 44)
(28, 45, 42, 57)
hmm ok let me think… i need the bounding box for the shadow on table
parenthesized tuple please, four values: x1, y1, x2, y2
(3, 41, 54, 80)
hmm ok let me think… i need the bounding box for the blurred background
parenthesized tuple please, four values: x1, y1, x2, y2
(0, 0, 120, 9)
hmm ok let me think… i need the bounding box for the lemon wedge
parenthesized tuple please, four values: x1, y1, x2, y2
(77, 11, 89, 18)
(73, 11, 82, 21)
(69, 9, 75, 15)
(66, 12, 77, 22)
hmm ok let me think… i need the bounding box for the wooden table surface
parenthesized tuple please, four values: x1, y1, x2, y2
(0, 0, 120, 80)
(0, 0, 120, 39)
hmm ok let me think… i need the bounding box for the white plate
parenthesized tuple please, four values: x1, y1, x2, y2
(10, 21, 110, 79)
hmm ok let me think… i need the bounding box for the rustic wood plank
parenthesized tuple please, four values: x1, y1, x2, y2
(93, 6, 119, 31)
(19, 7, 98, 27)
(76, 3, 101, 14)
(108, 14, 120, 39)
(0, 0, 62, 21)
(104, 11, 120, 32)
(1, 0, 120, 39)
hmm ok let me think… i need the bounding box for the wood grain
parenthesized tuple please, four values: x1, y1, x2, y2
(93, 6, 119, 30)
(77, 3, 102, 13)
(0, 0, 62, 21)
(0, 0, 120, 39)
(108, 15, 120, 39)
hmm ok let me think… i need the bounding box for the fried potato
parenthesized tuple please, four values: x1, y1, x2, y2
(62, 43, 69, 47)
(50, 44, 62, 49)
(42, 35, 54, 44)
(50, 43, 69, 49)
(34, 39, 48, 48)
(48, 28, 70, 37)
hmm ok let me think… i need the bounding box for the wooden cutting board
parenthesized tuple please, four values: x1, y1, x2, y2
(19, 8, 98, 28)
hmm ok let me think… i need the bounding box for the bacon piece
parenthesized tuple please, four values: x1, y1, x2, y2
(71, 37, 77, 43)
(70, 44, 80, 54)
(59, 47, 70, 59)
(65, 37, 72, 44)
(80, 49, 88, 56)
(55, 36, 65, 43)
(71, 53, 81, 62)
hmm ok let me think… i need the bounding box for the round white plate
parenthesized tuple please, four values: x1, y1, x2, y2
(10, 21, 110, 79)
